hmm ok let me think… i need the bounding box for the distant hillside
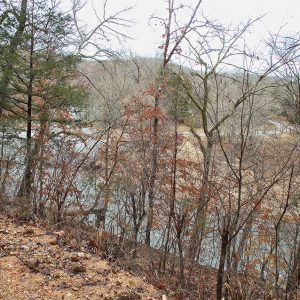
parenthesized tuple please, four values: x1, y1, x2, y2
(78, 57, 278, 131)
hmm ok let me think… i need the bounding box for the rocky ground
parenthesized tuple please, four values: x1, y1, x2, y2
(0, 215, 161, 300)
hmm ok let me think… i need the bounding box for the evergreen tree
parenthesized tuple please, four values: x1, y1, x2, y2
(0, 0, 28, 116)
(0, 0, 86, 214)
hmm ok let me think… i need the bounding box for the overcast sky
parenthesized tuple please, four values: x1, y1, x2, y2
(62, 0, 300, 56)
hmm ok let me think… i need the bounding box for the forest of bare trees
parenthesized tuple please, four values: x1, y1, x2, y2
(1, 0, 300, 299)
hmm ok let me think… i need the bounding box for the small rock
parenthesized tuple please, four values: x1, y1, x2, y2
(134, 287, 144, 293)
(71, 262, 86, 273)
(70, 256, 80, 262)
(21, 245, 30, 251)
(23, 228, 34, 235)
(54, 230, 65, 237)
(82, 281, 97, 287)
(24, 258, 39, 271)
(77, 252, 86, 258)
(116, 292, 141, 300)
(162, 295, 167, 300)
(0, 251, 7, 258)
(41, 268, 51, 276)
(48, 237, 57, 245)
(65, 292, 72, 298)
(54, 282, 69, 290)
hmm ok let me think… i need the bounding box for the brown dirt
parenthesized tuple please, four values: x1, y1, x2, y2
(0, 215, 161, 300)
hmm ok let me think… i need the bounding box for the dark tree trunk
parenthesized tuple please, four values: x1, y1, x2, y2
(145, 97, 159, 245)
(216, 230, 229, 300)
(17, 2, 35, 212)
(286, 241, 300, 294)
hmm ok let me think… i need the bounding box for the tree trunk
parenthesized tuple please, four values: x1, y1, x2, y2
(188, 138, 212, 262)
(286, 240, 300, 294)
(145, 68, 164, 245)
(177, 232, 185, 286)
(17, 4, 35, 213)
(216, 230, 229, 300)
(162, 97, 178, 268)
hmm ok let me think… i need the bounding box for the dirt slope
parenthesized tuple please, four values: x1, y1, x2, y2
(0, 215, 160, 300)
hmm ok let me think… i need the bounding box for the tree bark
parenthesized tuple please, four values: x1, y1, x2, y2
(216, 230, 229, 300)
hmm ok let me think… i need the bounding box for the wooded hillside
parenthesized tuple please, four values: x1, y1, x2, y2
(1, 0, 300, 299)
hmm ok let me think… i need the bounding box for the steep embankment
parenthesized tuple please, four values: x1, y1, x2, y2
(0, 215, 160, 300)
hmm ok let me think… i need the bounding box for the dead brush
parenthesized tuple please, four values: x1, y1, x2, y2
(59, 221, 92, 250)
(98, 229, 126, 261)
(224, 280, 275, 300)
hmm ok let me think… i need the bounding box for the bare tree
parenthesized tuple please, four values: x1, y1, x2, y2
(268, 32, 300, 124)
(145, 0, 203, 245)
